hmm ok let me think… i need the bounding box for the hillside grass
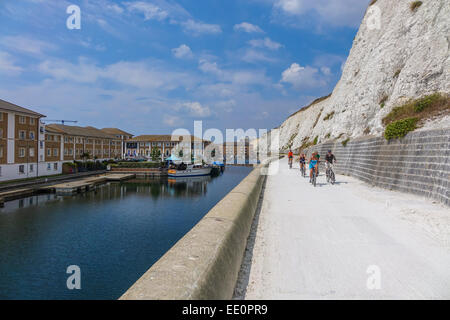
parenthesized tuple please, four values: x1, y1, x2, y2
(410, 1, 423, 11)
(382, 93, 449, 126)
(382, 93, 449, 140)
(385, 118, 418, 140)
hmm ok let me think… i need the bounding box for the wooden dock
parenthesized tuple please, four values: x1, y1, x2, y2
(40, 173, 136, 195)
(0, 173, 136, 204)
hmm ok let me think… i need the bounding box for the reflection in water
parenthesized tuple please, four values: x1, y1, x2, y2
(0, 166, 252, 300)
(1, 176, 214, 213)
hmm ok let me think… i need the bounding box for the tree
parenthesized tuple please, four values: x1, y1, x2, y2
(151, 148, 161, 162)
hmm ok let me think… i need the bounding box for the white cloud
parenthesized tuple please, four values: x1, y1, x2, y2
(198, 59, 271, 87)
(107, 3, 124, 14)
(198, 59, 223, 76)
(172, 44, 193, 59)
(233, 22, 264, 33)
(214, 99, 236, 113)
(0, 51, 23, 75)
(1, 36, 57, 55)
(38, 57, 196, 90)
(38, 58, 101, 83)
(273, 0, 367, 28)
(242, 49, 277, 64)
(281, 63, 327, 89)
(248, 37, 283, 50)
(320, 66, 331, 75)
(176, 101, 211, 117)
(125, 1, 169, 21)
(181, 19, 222, 35)
(163, 114, 184, 127)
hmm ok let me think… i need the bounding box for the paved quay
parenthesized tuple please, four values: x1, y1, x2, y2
(237, 158, 450, 299)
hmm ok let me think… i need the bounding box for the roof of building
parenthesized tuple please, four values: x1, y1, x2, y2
(0, 99, 45, 117)
(45, 124, 118, 139)
(101, 128, 134, 137)
(128, 135, 206, 143)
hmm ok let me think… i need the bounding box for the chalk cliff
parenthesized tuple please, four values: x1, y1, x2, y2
(257, 0, 449, 153)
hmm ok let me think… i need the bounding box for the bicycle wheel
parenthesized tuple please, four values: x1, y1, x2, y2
(331, 171, 335, 185)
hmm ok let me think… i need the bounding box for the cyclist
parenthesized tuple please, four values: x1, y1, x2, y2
(309, 152, 319, 182)
(299, 153, 306, 175)
(288, 149, 294, 168)
(316, 152, 321, 175)
(325, 150, 336, 170)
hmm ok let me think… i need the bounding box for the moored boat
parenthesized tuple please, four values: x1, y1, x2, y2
(167, 164, 212, 177)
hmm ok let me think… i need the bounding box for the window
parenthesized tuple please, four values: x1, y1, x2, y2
(40, 155, 43, 161)
(19, 148, 25, 157)
(47, 163, 51, 170)
(54, 163, 58, 171)
(0, 113, 3, 121)
(40, 126, 44, 133)
(40, 141, 44, 149)
(166, 143, 170, 147)
(30, 118, 35, 125)
(19, 130, 26, 140)
(47, 148, 51, 156)
(30, 164, 34, 172)
(19, 165, 25, 174)
(19, 116, 26, 124)
(0, 147, 3, 158)
(64, 137, 68, 143)
(53, 148, 58, 156)
(69, 149, 73, 155)
(29, 147, 35, 157)
(64, 149, 68, 156)
(29, 131, 35, 140)
(0, 128, 2, 138)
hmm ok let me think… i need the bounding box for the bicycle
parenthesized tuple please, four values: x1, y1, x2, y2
(310, 166, 317, 187)
(300, 163, 306, 177)
(288, 158, 293, 169)
(326, 164, 336, 185)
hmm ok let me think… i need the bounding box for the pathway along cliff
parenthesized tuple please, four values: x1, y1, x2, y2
(235, 158, 450, 299)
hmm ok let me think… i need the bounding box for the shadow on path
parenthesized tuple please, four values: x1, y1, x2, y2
(232, 176, 267, 300)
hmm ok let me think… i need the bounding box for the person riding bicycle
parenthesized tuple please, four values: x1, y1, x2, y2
(299, 153, 306, 173)
(325, 150, 337, 171)
(325, 150, 336, 183)
(288, 149, 294, 167)
(309, 152, 319, 182)
(315, 152, 321, 175)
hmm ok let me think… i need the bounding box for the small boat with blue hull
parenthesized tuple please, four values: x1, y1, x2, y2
(168, 164, 212, 177)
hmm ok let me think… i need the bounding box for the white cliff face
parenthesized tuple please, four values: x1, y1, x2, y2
(258, 0, 449, 152)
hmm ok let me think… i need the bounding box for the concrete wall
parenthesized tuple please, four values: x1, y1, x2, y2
(120, 164, 267, 300)
(302, 129, 449, 206)
(0, 161, 63, 181)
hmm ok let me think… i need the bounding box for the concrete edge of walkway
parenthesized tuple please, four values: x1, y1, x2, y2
(120, 161, 271, 300)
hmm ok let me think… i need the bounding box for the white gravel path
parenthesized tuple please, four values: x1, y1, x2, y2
(238, 158, 450, 300)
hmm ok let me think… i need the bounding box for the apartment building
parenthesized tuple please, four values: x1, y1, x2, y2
(125, 135, 208, 161)
(45, 124, 124, 163)
(0, 98, 133, 181)
(0, 99, 45, 181)
(100, 128, 133, 158)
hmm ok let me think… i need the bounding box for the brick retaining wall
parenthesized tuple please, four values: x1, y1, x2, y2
(303, 129, 449, 206)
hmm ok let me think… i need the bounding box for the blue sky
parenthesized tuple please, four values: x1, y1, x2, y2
(0, 0, 369, 136)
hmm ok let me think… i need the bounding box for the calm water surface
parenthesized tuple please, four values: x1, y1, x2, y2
(0, 167, 252, 299)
